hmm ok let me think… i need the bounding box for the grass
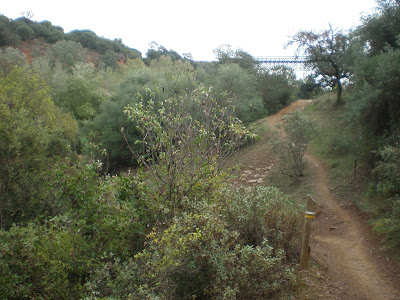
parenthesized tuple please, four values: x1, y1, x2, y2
(301, 92, 369, 205)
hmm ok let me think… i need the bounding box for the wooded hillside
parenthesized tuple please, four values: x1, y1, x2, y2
(1, 1, 400, 297)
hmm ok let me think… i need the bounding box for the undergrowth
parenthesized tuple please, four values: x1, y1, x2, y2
(303, 92, 400, 256)
(303, 93, 367, 202)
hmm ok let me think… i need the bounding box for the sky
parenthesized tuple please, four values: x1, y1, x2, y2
(1, 0, 378, 61)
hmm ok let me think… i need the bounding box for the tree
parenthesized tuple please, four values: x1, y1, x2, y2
(214, 45, 259, 73)
(0, 67, 78, 227)
(0, 47, 28, 76)
(297, 75, 323, 99)
(47, 40, 86, 70)
(288, 25, 351, 104)
(358, 0, 400, 56)
(145, 41, 182, 65)
(54, 63, 103, 122)
(258, 66, 297, 112)
(101, 50, 119, 69)
(214, 63, 265, 122)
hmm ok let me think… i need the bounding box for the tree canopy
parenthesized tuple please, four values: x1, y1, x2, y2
(288, 25, 351, 103)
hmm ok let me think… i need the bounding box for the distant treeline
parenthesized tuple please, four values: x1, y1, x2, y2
(0, 15, 141, 60)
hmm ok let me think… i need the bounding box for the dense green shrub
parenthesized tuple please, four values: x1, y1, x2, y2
(35, 20, 65, 43)
(297, 75, 323, 99)
(88, 67, 162, 171)
(357, 0, 400, 56)
(214, 63, 265, 123)
(148, 56, 196, 97)
(0, 15, 13, 46)
(101, 49, 119, 69)
(145, 42, 182, 65)
(367, 145, 400, 249)
(217, 185, 303, 256)
(125, 86, 256, 216)
(0, 222, 88, 299)
(347, 48, 400, 136)
(0, 157, 156, 299)
(47, 159, 155, 255)
(0, 47, 28, 76)
(15, 23, 34, 40)
(83, 183, 302, 299)
(67, 29, 141, 58)
(55, 76, 103, 121)
(132, 212, 296, 299)
(258, 67, 297, 113)
(274, 110, 315, 176)
(47, 40, 87, 70)
(0, 67, 78, 228)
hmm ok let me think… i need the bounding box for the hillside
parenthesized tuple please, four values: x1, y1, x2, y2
(0, 14, 141, 64)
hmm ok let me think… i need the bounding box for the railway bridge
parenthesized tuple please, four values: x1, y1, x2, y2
(254, 56, 311, 70)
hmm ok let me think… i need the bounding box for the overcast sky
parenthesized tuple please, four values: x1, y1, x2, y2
(2, 0, 378, 61)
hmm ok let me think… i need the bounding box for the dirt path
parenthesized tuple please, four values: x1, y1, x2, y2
(227, 100, 313, 185)
(306, 153, 400, 299)
(235, 100, 400, 299)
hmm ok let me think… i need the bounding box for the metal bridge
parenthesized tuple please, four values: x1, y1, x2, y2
(254, 56, 311, 70)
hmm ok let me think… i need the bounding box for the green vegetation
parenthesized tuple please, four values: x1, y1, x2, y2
(284, 1, 400, 255)
(288, 25, 351, 104)
(2, 0, 400, 297)
(0, 14, 303, 298)
(274, 110, 315, 177)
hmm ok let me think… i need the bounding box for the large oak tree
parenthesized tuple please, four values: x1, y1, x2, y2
(288, 25, 351, 104)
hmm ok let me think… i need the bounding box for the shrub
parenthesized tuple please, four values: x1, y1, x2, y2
(46, 159, 155, 256)
(86, 67, 162, 171)
(101, 50, 119, 69)
(124, 85, 256, 216)
(133, 212, 296, 299)
(348, 48, 400, 136)
(214, 63, 265, 123)
(0, 222, 88, 299)
(0, 47, 28, 76)
(273, 110, 315, 176)
(15, 23, 34, 40)
(217, 185, 303, 257)
(258, 66, 297, 113)
(368, 145, 400, 249)
(0, 67, 78, 228)
(47, 40, 86, 70)
(0, 158, 156, 299)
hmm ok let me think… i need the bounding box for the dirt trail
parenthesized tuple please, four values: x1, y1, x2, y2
(236, 100, 400, 299)
(306, 152, 400, 299)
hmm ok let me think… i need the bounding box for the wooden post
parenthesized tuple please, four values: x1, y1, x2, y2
(300, 194, 316, 270)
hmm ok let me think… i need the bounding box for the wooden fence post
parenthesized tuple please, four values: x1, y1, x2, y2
(300, 194, 316, 270)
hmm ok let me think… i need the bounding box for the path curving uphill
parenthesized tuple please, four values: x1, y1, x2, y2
(236, 100, 400, 299)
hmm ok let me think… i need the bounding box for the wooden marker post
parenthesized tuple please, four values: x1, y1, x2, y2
(300, 194, 316, 270)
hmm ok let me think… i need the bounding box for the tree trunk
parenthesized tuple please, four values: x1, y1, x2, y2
(336, 79, 342, 104)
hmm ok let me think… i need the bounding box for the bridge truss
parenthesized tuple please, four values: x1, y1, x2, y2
(254, 56, 312, 71)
